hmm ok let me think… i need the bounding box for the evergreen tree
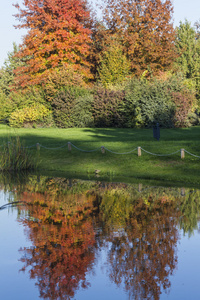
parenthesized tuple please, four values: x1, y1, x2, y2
(175, 20, 200, 97)
(0, 43, 22, 95)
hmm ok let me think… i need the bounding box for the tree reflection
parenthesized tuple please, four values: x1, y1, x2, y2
(179, 189, 200, 236)
(18, 191, 97, 299)
(101, 191, 180, 300)
(14, 177, 195, 300)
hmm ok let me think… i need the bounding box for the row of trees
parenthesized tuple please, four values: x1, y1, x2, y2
(0, 0, 200, 128)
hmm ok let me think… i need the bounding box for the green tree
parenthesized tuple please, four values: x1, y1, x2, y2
(97, 36, 130, 88)
(0, 43, 22, 95)
(175, 20, 200, 97)
(0, 43, 24, 120)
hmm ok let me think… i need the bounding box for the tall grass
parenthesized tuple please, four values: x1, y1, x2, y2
(0, 136, 37, 171)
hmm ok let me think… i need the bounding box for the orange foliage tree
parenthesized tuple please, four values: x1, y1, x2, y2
(13, 0, 93, 87)
(19, 191, 97, 299)
(98, 0, 177, 77)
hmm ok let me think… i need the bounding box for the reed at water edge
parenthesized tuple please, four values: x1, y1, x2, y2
(0, 136, 37, 171)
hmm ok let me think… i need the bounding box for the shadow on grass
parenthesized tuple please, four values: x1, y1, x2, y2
(1, 125, 200, 144)
(82, 126, 200, 143)
(0, 126, 200, 186)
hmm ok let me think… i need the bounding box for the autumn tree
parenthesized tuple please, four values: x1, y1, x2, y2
(98, 0, 177, 77)
(13, 0, 93, 87)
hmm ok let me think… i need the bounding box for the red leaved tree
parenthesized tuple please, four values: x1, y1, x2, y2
(13, 0, 93, 87)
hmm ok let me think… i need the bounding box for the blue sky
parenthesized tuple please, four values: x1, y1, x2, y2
(0, 0, 200, 67)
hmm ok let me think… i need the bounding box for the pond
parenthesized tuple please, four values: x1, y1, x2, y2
(1, 174, 200, 300)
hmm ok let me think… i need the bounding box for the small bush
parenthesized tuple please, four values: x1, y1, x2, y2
(124, 79, 175, 128)
(72, 94, 94, 128)
(92, 87, 126, 127)
(0, 92, 12, 121)
(51, 90, 76, 128)
(0, 137, 37, 171)
(9, 104, 53, 128)
(124, 76, 197, 128)
(0, 87, 47, 122)
(9, 86, 46, 108)
(187, 111, 200, 126)
(172, 91, 193, 127)
(51, 87, 90, 128)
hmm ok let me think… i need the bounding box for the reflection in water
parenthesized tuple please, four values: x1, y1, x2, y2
(19, 192, 97, 299)
(1, 174, 200, 300)
(105, 201, 179, 300)
(100, 190, 180, 300)
(178, 189, 200, 237)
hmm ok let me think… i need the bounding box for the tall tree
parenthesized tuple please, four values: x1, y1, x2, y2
(99, 0, 177, 77)
(97, 35, 131, 88)
(175, 20, 200, 78)
(175, 20, 200, 97)
(0, 43, 22, 95)
(13, 0, 93, 87)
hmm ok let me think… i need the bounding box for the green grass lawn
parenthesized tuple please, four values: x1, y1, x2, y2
(0, 124, 200, 186)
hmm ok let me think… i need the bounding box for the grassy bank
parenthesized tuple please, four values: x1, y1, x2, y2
(0, 125, 200, 186)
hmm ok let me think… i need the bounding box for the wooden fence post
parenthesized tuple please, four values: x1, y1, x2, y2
(138, 147, 141, 157)
(36, 143, 40, 151)
(101, 146, 105, 154)
(68, 142, 72, 152)
(181, 148, 185, 159)
(181, 188, 185, 197)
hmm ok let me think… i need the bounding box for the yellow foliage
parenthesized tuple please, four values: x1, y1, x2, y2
(9, 103, 52, 127)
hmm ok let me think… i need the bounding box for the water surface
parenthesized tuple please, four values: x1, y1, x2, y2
(0, 175, 200, 300)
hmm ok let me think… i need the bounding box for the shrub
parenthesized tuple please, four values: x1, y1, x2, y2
(9, 104, 53, 128)
(124, 76, 198, 128)
(10, 86, 46, 107)
(92, 87, 126, 127)
(51, 90, 76, 128)
(172, 91, 194, 127)
(0, 86, 47, 122)
(0, 92, 13, 121)
(51, 87, 90, 128)
(124, 79, 175, 128)
(72, 94, 94, 128)
(187, 111, 200, 126)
